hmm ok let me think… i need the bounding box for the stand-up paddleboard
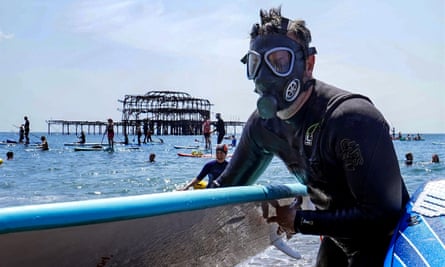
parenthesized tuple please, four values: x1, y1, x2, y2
(432, 142, 445, 145)
(64, 142, 103, 147)
(174, 145, 200, 149)
(384, 178, 445, 267)
(73, 145, 104, 151)
(177, 152, 233, 158)
(0, 184, 307, 267)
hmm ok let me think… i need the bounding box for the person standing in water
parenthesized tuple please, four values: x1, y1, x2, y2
(136, 121, 142, 145)
(39, 136, 49, 151)
(149, 153, 156, 163)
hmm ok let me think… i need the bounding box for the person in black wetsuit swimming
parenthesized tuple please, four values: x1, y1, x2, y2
(180, 144, 229, 190)
(209, 7, 409, 267)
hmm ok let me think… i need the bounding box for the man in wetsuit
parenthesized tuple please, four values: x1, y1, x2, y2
(180, 144, 229, 190)
(210, 7, 409, 267)
(213, 113, 226, 144)
(24, 116, 30, 144)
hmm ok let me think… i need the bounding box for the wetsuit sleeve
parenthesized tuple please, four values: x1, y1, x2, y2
(196, 161, 213, 181)
(214, 113, 274, 186)
(295, 98, 408, 238)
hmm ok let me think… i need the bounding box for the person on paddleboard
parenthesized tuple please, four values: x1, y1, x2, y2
(202, 116, 212, 150)
(104, 118, 114, 149)
(24, 116, 30, 144)
(213, 113, 226, 145)
(18, 124, 25, 143)
(209, 7, 409, 267)
(78, 131, 86, 144)
(180, 144, 229, 190)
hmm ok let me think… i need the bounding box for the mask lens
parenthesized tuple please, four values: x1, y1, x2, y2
(265, 48, 294, 77)
(247, 50, 261, 80)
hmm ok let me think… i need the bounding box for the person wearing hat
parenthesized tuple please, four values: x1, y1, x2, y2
(209, 7, 409, 267)
(180, 144, 229, 190)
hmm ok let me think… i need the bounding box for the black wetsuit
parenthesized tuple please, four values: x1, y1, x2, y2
(24, 119, 30, 144)
(214, 118, 226, 144)
(196, 160, 228, 188)
(214, 80, 409, 266)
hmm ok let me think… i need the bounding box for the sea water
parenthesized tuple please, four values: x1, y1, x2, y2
(0, 132, 444, 266)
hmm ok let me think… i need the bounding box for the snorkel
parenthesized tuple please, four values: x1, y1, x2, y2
(243, 10, 316, 120)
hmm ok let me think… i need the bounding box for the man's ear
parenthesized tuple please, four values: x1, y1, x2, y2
(305, 55, 315, 77)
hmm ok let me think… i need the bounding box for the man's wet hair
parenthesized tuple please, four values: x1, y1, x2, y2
(249, 6, 314, 58)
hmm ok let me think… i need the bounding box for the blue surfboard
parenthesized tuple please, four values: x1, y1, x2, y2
(384, 178, 445, 267)
(0, 184, 307, 267)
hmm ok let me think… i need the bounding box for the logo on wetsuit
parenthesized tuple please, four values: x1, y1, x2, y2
(304, 123, 320, 146)
(340, 139, 363, 171)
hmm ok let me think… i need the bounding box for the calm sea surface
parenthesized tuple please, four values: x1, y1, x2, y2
(1, 132, 444, 266)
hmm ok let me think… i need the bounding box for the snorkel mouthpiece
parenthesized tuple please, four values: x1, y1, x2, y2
(257, 95, 277, 119)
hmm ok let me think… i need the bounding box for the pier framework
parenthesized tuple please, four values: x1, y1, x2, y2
(46, 91, 245, 136)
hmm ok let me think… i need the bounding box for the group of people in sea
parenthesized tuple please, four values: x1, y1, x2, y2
(10, 115, 49, 151)
(391, 129, 423, 141)
(405, 152, 440, 165)
(202, 113, 227, 150)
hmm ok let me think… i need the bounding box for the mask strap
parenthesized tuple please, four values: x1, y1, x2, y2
(280, 17, 291, 33)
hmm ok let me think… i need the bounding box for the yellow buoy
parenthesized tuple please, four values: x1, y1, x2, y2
(0, 158, 3, 165)
(193, 181, 208, 189)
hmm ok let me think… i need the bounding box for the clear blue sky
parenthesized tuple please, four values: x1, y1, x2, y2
(1, 0, 444, 133)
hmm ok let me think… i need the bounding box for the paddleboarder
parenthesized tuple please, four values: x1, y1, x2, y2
(24, 116, 30, 144)
(78, 131, 86, 144)
(18, 124, 25, 143)
(210, 7, 409, 267)
(212, 113, 225, 144)
(104, 118, 114, 149)
(202, 116, 212, 149)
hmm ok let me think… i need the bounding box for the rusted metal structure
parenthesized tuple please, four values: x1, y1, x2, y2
(46, 91, 245, 136)
(119, 91, 212, 136)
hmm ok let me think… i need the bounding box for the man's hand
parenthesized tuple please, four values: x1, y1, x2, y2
(208, 180, 221, 188)
(266, 197, 302, 236)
